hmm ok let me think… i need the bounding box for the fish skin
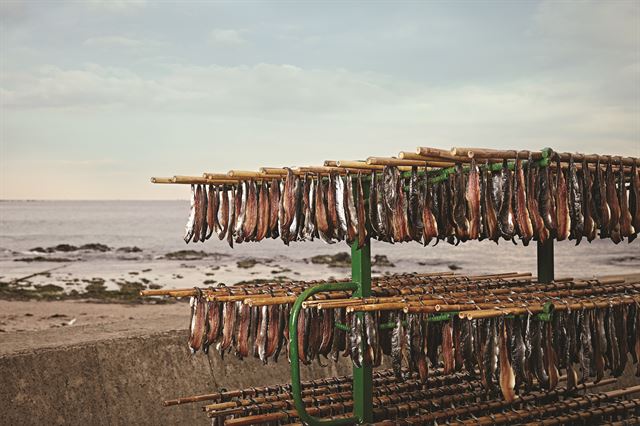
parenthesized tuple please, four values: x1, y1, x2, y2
(335, 175, 349, 240)
(607, 307, 621, 376)
(408, 166, 424, 241)
(264, 305, 279, 360)
(350, 313, 363, 368)
(206, 185, 217, 239)
(272, 304, 287, 362)
(234, 181, 247, 243)
(326, 173, 340, 240)
(499, 319, 516, 402)
(184, 184, 196, 243)
(383, 166, 401, 242)
(615, 306, 628, 376)
(255, 181, 270, 241)
(628, 304, 638, 364)
(188, 290, 208, 354)
(303, 177, 316, 240)
(531, 319, 549, 388)
(579, 310, 592, 383)
(510, 317, 527, 391)
(290, 175, 304, 241)
(282, 168, 297, 236)
(636, 307, 640, 377)
(460, 319, 475, 376)
(581, 159, 597, 242)
(538, 165, 556, 234)
(484, 164, 500, 242)
(568, 156, 584, 244)
(200, 183, 208, 242)
(218, 187, 229, 240)
(268, 179, 280, 239)
(217, 301, 236, 354)
(498, 160, 516, 239)
(526, 156, 549, 243)
(606, 160, 622, 243)
(365, 312, 380, 367)
(318, 308, 334, 357)
(514, 156, 534, 244)
(299, 174, 310, 240)
(555, 157, 571, 241)
(619, 160, 635, 238)
(595, 158, 611, 237)
(256, 305, 269, 363)
(193, 185, 203, 243)
(242, 180, 258, 242)
(391, 312, 403, 379)
(630, 162, 640, 242)
(442, 320, 455, 375)
(307, 309, 322, 361)
(398, 173, 411, 242)
(544, 322, 559, 390)
(330, 308, 346, 362)
(565, 311, 578, 391)
(368, 171, 380, 239)
(467, 159, 482, 240)
(376, 173, 391, 241)
(356, 174, 367, 249)
(236, 303, 251, 359)
(315, 177, 334, 243)
(343, 173, 358, 245)
(226, 186, 237, 248)
(422, 173, 438, 245)
(205, 300, 221, 352)
(453, 164, 470, 241)
(482, 318, 498, 391)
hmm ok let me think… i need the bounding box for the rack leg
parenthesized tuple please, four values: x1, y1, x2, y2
(351, 241, 373, 424)
(537, 239, 554, 283)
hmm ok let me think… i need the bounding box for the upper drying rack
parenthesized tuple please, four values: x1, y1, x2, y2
(151, 146, 640, 248)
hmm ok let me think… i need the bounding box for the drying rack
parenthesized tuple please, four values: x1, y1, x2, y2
(148, 145, 638, 425)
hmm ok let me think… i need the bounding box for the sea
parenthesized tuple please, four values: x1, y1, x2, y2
(0, 200, 638, 295)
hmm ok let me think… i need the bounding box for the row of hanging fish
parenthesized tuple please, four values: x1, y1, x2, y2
(184, 155, 639, 247)
(187, 288, 640, 402)
(358, 305, 640, 403)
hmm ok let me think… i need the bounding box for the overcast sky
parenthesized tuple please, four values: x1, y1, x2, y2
(1, 0, 639, 200)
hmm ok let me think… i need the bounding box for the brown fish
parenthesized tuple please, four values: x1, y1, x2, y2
(581, 159, 596, 242)
(498, 160, 515, 240)
(499, 320, 516, 402)
(594, 157, 611, 236)
(205, 300, 221, 351)
(467, 159, 481, 240)
(568, 155, 584, 244)
(199, 182, 208, 242)
(242, 180, 258, 242)
(226, 186, 237, 248)
(452, 164, 470, 241)
(318, 309, 334, 357)
(268, 179, 280, 238)
(193, 184, 203, 243)
(442, 321, 455, 374)
(619, 159, 635, 238)
(326, 173, 339, 240)
(315, 177, 333, 243)
(264, 305, 279, 359)
(538, 164, 556, 234)
(236, 303, 251, 359)
(484, 163, 500, 242)
(188, 289, 207, 353)
(217, 301, 236, 354)
(255, 181, 270, 241)
(218, 187, 229, 240)
(514, 155, 533, 244)
(184, 184, 196, 243)
(206, 185, 219, 239)
(526, 155, 549, 243)
(356, 173, 367, 248)
(422, 173, 438, 244)
(630, 162, 640, 242)
(555, 157, 571, 241)
(344, 173, 358, 245)
(606, 159, 622, 243)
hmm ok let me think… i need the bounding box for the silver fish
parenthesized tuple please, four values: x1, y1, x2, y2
(184, 184, 196, 243)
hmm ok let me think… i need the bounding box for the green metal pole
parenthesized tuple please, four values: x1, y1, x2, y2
(537, 239, 554, 283)
(351, 240, 373, 424)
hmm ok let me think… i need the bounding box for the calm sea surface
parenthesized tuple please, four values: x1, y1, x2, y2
(0, 200, 638, 291)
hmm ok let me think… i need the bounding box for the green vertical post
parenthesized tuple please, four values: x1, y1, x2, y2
(351, 240, 373, 423)
(537, 239, 554, 283)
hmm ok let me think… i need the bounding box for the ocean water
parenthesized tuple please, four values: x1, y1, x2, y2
(0, 200, 638, 292)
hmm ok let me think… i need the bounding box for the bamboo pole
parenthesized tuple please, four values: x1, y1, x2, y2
(257, 167, 289, 175)
(367, 157, 455, 168)
(398, 151, 472, 163)
(150, 177, 175, 184)
(335, 160, 385, 170)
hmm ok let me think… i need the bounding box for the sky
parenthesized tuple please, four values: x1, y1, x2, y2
(1, 0, 639, 200)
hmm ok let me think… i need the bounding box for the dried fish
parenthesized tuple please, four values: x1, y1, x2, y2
(356, 173, 367, 249)
(188, 289, 207, 354)
(555, 157, 571, 241)
(568, 155, 584, 244)
(499, 319, 516, 402)
(184, 184, 196, 243)
(467, 159, 481, 240)
(498, 160, 515, 239)
(514, 155, 533, 244)
(408, 166, 424, 241)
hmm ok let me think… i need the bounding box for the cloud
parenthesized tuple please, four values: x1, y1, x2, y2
(208, 29, 247, 46)
(84, 0, 147, 13)
(84, 35, 143, 48)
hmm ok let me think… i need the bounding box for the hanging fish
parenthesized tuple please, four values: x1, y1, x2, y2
(218, 187, 230, 240)
(335, 174, 348, 241)
(391, 312, 404, 379)
(484, 163, 500, 242)
(614, 306, 628, 376)
(272, 304, 287, 362)
(526, 155, 549, 243)
(205, 300, 221, 352)
(594, 158, 611, 237)
(343, 173, 358, 245)
(619, 159, 635, 238)
(206, 185, 219, 239)
(606, 159, 622, 243)
(530, 319, 549, 388)
(568, 155, 584, 244)
(291, 174, 305, 241)
(193, 184, 203, 243)
(581, 159, 596, 242)
(356, 173, 367, 248)
(236, 303, 251, 359)
(226, 186, 236, 248)
(255, 181, 270, 241)
(408, 166, 424, 241)
(268, 179, 280, 239)
(538, 163, 556, 235)
(318, 308, 334, 357)
(514, 154, 534, 244)
(326, 173, 340, 240)
(452, 164, 470, 241)
(350, 312, 364, 368)
(467, 159, 481, 240)
(497, 160, 516, 240)
(630, 162, 640, 242)
(565, 310, 578, 390)
(499, 319, 516, 402)
(200, 182, 208, 242)
(578, 309, 592, 383)
(188, 289, 208, 354)
(242, 180, 258, 242)
(442, 320, 455, 375)
(315, 176, 334, 243)
(544, 321, 559, 390)
(364, 312, 380, 367)
(461, 319, 476, 377)
(368, 171, 380, 239)
(555, 157, 571, 241)
(234, 181, 247, 243)
(422, 172, 438, 245)
(184, 184, 196, 243)
(264, 305, 280, 360)
(510, 317, 527, 391)
(217, 301, 236, 354)
(304, 176, 316, 240)
(377, 170, 391, 242)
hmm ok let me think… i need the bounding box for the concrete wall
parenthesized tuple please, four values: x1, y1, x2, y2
(0, 330, 352, 426)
